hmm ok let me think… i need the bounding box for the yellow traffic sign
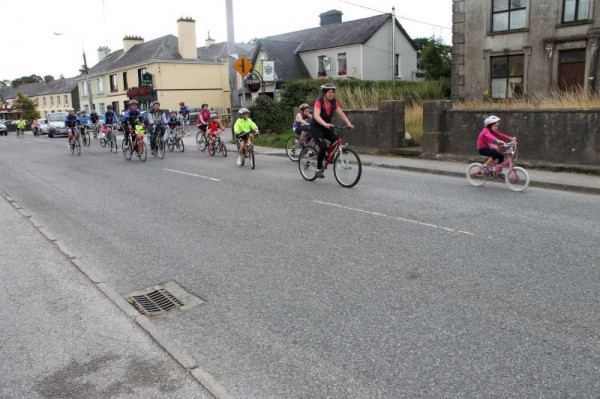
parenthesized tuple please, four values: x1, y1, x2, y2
(234, 55, 253, 76)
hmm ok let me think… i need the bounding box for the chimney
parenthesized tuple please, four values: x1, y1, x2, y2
(123, 36, 144, 53)
(205, 31, 216, 47)
(319, 10, 343, 26)
(177, 17, 197, 59)
(97, 46, 111, 61)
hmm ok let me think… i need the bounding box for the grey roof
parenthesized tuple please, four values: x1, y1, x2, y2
(0, 86, 17, 100)
(265, 13, 417, 53)
(197, 42, 254, 62)
(251, 39, 310, 80)
(0, 77, 78, 99)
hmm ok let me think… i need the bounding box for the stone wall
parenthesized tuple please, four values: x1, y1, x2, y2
(423, 101, 600, 166)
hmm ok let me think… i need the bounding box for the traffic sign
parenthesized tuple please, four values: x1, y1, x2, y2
(234, 55, 253, 76)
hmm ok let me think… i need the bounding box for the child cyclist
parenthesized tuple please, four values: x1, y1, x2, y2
(293, 103, 312, 145)
(234, 108, 259, 166)
(477, 115, 516, 178)
(207, 112, 224, 144)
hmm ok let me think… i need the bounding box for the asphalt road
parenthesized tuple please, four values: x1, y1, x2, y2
(1, 132, 599, 398)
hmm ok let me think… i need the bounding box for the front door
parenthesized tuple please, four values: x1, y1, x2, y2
(559, 49, 586, 91)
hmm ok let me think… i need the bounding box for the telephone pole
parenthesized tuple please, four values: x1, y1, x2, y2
(226, 0, 239, 113)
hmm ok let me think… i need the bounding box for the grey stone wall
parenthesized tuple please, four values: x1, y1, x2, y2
(338, 101, 405, 150)
(423, 101, 600, 165)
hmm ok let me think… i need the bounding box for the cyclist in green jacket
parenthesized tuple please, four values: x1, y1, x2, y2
(16, 118, 27, 136)
(234, 108, 259, 166)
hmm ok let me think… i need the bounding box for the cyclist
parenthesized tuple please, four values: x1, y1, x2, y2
(477, 115, 515, 179)
(196, 103, 211, 141)
(122, 100, 143, 148)
(293, 103, 312, 145)
(309, 83, 354, 178)
(207, 112, 224, 144)
(90, 109, 100, 138)
(31, 119, 40, 136)
(234, 107, 259, 166)
(146, 101, 168, 156)
(178, 101, 191, 135)
(79, 110, 92, 145)
(102, 105, 120, 149)
(165, 109, 181, 143)
(15, 118, 26, 137)
(65, 108, 80, 149)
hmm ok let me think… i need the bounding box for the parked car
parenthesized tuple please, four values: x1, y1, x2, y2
(34, 118, 49, 135)
(47, 112, 70, 137)
(0, 121, 7, 136)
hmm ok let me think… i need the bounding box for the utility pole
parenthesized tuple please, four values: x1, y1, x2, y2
(226, 0, 239, 114)
(392, 7, 396, 82)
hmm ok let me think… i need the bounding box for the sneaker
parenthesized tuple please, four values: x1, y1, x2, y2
(237, 155, 243, 166)
(151, 150, 157, 156)
(482, 165, 492, 175)
(497, 173, 505, 180)
(315, 169, 325, 178)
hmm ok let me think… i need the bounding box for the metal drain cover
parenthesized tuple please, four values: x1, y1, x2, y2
(124, 281, 204, 317)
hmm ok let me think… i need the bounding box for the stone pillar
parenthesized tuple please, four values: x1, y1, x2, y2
(377, 101, 405, 149)
(452, 0, 466, 101)
(422, 100, 452, 155)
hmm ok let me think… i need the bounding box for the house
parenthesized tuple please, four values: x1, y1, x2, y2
(249, 10, 419, 97)
(452, 0, 600, 101)
(0, 78, 79, 119)
(79, 18, 254, 115)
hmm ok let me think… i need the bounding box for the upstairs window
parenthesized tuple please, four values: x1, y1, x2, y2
(137, 68, 147, 86)
(318, 55, 331, 77)
(491, 54, 524, 99)
(563, 0, 590, 22)
(110, 74, 118, 92)
(492, 0, 528, 32)
(337, 53, 347, 76)
(57, 95, 61, 105)
(394, 54, 401, 77)
(97, 78, 104, 93)
(123, 72, 128, 90)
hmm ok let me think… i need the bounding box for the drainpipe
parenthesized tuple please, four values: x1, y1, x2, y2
(392, 7, 396, 81)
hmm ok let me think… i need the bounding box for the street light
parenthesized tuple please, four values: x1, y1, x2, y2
(54, 32, 94, 112)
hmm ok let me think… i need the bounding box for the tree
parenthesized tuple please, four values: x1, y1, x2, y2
(44, 75, 55, 83)
(12, 75, 43, 88)
(12, 92, 40, 121)
(414, 37, 451, 80)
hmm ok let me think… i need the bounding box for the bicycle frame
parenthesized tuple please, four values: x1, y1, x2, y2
(488, 142, 518, 175)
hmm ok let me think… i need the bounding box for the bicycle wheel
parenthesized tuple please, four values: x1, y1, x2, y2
(85, 131, 91, 146)
(122, 139, 132, 161)
(220, 141, 227, 157)
(249, 146, 255, 169)
(466, 163, 487, 187)
(333, 148, 362, 188)
(298, 146, 318, 181)
(178, 138, 185, 152)
(137, 141, 147, 162)
(285, 137, 303, 162)
(76, 141, 81, 156)
(157, 138, 165, 159)
(208, 141, 216, 156)
(69, 140, 75, 155)
(505, 166, 530, 192)
(196, 131, 207, 151)
(100, 138, 107, 147)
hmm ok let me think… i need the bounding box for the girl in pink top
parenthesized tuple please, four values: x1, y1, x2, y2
(477, 115, 515, 176)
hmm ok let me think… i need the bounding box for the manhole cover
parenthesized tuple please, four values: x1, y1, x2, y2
(124, 281, 204, 317)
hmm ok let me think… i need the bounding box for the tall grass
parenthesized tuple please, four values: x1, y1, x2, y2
(455, 90, 600, 109)
(335, 80, 449, 109)
(405, 104, 423, 145)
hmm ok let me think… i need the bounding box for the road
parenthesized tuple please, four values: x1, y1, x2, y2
(1, 132, 599, 398)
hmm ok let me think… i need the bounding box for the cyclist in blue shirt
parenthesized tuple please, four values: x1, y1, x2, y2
(121, 100, 143, 146)
(65, 108, 80, 149)
(178, 101, 190, 135)
(102, 105, 120, 148)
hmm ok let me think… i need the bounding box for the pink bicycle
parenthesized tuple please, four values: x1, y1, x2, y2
(466, 141, 530, 192)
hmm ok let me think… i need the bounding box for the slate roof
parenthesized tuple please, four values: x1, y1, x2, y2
(252, 39, 310, 80)
(265, 13, 417, 53)
(0, 78, 78, 99)
(197, 42, 255, 61)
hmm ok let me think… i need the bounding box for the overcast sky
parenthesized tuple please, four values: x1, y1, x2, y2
(0, 0, 452, 82)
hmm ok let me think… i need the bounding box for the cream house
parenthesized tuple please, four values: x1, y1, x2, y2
(79, 18, 253, 116)
(0, 78, 79, 118)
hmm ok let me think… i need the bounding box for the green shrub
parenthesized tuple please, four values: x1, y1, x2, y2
(249, 94, 290, 134)
(254, 130, 296, 148)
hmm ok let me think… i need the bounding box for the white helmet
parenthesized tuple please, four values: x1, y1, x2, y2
(239, 107, 250, 115)
(484, 115, 500, 127)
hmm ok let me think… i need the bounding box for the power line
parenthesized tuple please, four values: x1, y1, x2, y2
(337, 0, 452, 30)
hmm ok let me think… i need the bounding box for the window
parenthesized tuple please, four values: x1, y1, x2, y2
(563, 0, 590, 22)
(318, 55, 330, 77)
(492, 0, 528, 32)
(491, 55, 524, 98)
(81, 82, 88, 96)
(394, 54, 401, 77)
(50, 96, 54, 106)
(43, 97, 46, 107)
(97, 78, 104, 93)
(64, 95, 68, 104)
(123, 72, 128, 90)
(99, 103, 105, 114)
(137, 68, 147, 86)
(110, 74, 118, 92)
(337, 53, 347, 76)
(57, 95, 61, 105)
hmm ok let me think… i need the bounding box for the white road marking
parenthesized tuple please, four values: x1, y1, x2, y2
(313, 200, 474, 236)
(163, 168, 220, 182)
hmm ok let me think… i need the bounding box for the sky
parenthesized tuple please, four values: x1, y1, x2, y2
(0, 0, 452, 82)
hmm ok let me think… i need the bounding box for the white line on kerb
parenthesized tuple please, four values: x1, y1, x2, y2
(163, 168, 220, 182)
(313, 200, 474, 236)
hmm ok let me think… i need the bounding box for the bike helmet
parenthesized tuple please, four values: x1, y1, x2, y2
(484, 115, 500, 127)
(129, 99, 139, 105)
(210, 112, 218, 119)
(239, 107, 250, 115)
(320, 83, 336, 93)
(67, 107, 74, 112)
(169, 109, 176, 114)
(106, 104, 113, 109)
(299, 103, 310, 110)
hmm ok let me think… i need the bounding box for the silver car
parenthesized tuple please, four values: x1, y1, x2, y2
(0, 121, 7, 136)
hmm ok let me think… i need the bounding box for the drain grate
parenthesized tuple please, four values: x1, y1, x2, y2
(124, 281, 204, 317)
(130, 289, 184, 316)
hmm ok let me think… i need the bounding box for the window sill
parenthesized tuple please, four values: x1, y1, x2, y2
(556, 19, 592, 28)
(487, 28, 529, 36)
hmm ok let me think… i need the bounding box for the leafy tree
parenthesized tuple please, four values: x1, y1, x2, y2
(12, 92, 40, 121)
(12, 75, 43, 88)
(414, 37, 451, 80)
(44, 75, 55, 83)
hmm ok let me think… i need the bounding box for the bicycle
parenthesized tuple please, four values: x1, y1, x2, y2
(67, 126, 82, 156)
(152, 124, 166, 159)
(196, 127, 210, 151)
(99, 126, 118, 153)
(16, 128, 24, 138)
(286, 135, 314, 162)
(236, 131, 258, 169)
(165, 126, 185, 152)
(298, 126, 362, 188)
(81, 125, 92, 147)
(466, 141, 530, 192)
(122, 127, 147, 162)
(91, 122, 100, 140)
(208, 135, 228, 157)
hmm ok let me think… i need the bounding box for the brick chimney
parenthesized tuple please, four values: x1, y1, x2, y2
(123, 36, 144, 53)
(205, 31, 216, 47)
(319, 10, 343, 26)
(177, 17, 197, 59)
(97, 46, 111, 61)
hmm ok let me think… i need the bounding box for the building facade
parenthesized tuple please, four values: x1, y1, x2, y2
(453, 0, 600, 101)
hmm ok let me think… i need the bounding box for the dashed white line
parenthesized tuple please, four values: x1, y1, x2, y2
(313, 200, 474, 236)
(163, 168, 220, 182)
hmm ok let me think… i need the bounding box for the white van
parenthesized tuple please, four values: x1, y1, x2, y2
(47, 112, 69, 138)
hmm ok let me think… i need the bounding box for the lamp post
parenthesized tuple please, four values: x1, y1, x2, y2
(54, 32, 94, 112)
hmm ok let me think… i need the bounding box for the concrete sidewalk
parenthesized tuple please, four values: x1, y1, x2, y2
(0, 191, 214, 398)
(253, 144, 600, 195)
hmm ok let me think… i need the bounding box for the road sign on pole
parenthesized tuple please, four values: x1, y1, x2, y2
(234, 55, 253, 76)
